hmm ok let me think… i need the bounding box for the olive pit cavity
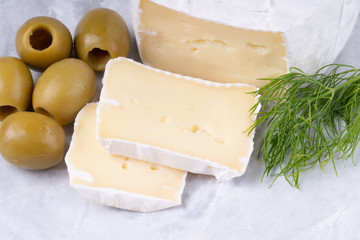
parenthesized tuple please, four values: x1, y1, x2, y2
(87, 48, 111, 69)
(0, 106, 18, 120)
(30, 28, 53, 51)
(35, 107, 56, 120)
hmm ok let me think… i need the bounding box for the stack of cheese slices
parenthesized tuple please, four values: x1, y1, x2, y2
(65, 0, 360, 212)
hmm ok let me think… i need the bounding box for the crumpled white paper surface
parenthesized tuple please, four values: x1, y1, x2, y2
(0, 1, 360, 239)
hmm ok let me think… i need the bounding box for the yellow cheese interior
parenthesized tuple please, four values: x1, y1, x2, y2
(98, 59, 258, 173)
(137, 0, 288, 87)
(67, 103, 185, 202)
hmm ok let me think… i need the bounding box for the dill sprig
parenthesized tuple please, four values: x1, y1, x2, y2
(248, 64, 360, 188)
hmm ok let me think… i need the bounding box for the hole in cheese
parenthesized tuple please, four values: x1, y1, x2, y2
(246, 43, 269, 54)
(150, 165, 160, 170)
(159, 115, 168, 122)
(185, 39, 227, 47)
(191, 124, 200, 133)
(121, 163, 128, 169)
(213, 137, 226, 145)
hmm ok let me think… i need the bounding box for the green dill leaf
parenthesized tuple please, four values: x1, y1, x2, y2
(248, 64, 360, 188)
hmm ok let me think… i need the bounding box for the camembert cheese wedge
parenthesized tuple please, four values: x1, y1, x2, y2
(97, 58, 260, 181)
(132, 0, 360, 87)
(65, 103, 187, 212)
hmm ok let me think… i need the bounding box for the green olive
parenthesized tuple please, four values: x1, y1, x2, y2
(15, 16, 72, 70)
(74, 8, 130, 71)
(32, 58, 96, 125)
(0, 57, 33, 120)
(0, 111, 65, 170)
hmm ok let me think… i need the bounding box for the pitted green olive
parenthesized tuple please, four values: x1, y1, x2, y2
(32, 58, 96, 125)
(74, 8, 130, 71)
(15, 16, 72, 70)
(0, 57, 33, 120)
(0, 111, 65, 170)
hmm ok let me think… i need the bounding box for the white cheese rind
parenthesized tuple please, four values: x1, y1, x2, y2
(283, 0, 360, 75)
(97, 57, 261, 181)
(65, 103, 187, 213)
(68, 176, 187, 213)
(132, 0, 360, 82)
(100, 135, 241, 182)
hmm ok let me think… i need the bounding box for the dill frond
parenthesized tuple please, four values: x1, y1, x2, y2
(248, 64, 360, 188)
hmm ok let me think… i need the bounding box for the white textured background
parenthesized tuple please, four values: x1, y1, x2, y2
(0, 1, 360, 239)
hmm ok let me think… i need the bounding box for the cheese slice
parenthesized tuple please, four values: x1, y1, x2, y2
(97, 57, 260, 181)
(132, 0, 360, 87)
(65, 103, 187, 212)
